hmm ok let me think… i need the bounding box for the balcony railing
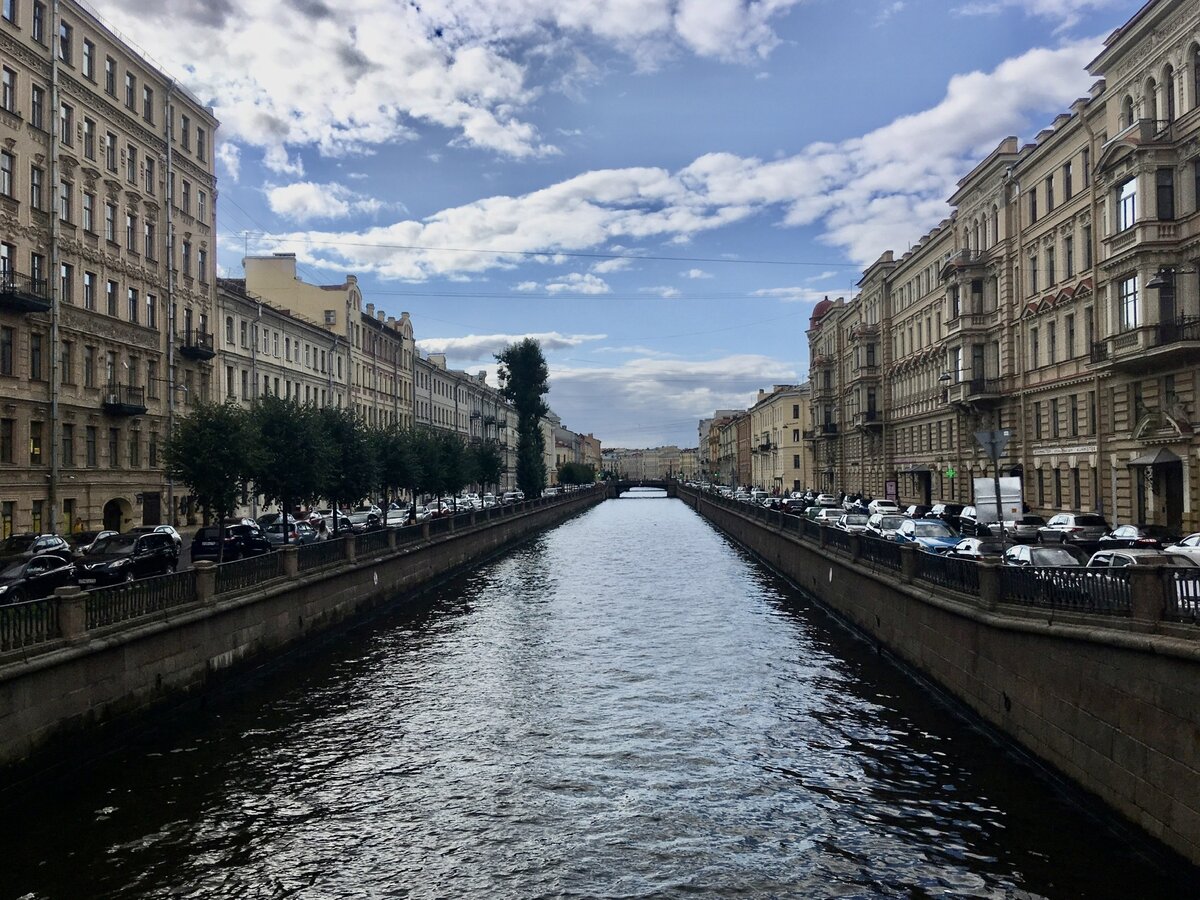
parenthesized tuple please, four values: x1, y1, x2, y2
(820, 423, 838, 436)
(102, 383, 147, 416)
(179, 329, 215, 361)
(802, 428, 817, 440)
(758, 441, 773, 452)
(854, 410, 882, 427)
(1090, 316, 1200, 370)
(0, 270, 51, 313)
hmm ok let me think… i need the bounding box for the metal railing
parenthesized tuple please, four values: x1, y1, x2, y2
(914, 551, 980, 595)
(998, 567, 1131, 616)
(180, 328, 215, 354)
(86, 569, 199, 629)
(0, 598, 58, 651)
(822, 525, 852, 554)
(0, 270, 51, 301)
(1155, 315, 1200, 347)
(427, 516, 453, 536)
(859, 535, 902, 570)
(355, 529, 390, 556)
(1163, 569, 1200, 623)
(215, 551, 282, 595)
(103, 383, 146, 409)
(296, 539, 346, 573)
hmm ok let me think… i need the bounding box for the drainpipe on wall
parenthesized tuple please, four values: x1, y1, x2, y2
(1081, 107, 1107, 518)
(164, 81, 178, 527)
(48, 0, 62, 534)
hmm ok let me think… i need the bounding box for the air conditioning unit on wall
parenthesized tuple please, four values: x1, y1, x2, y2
(324, 310, 336, 324)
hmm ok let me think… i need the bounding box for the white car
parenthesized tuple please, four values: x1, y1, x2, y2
(816, 493, 839, 507)
(867, 499, 901, 515)
(1165, 533, 1200, 562)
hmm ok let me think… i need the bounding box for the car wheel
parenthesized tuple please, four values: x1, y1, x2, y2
(7, 588, 26, 605)
(123, 570, 135, 584)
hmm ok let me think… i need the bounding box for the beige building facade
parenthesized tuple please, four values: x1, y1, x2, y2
(0, 0, 218, 534)
(805, 0, 1200, 530)
(749, 383, 811, 494)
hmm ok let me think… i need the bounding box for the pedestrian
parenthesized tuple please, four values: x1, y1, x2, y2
(316, 518, 330, 541)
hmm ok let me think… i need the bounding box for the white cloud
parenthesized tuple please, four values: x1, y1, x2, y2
(876, 1, 905, 26)
(640, 285, 682, 299)
(682, 268, 713, 279)
(216, 141, 242, 181)
(417, 331, 606, 360)
(546, 272, 611, 294)
(266, 182, 385, 223)
(90, 0, 803, 169)
(752, 286, 836, 303)
(955, 0, 1116, 28)
(591, 257, 634, 274)
(253, 38, 1100, 273)
(514, 281, 541, 292)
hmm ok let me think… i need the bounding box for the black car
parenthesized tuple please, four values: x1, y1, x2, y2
(904, 504, 932, 519)
(945, 537, 1005, 560)
(0, 533, 73, 564)
(929, 503, 966, 531)
(73, 532, 179, 588)
(0, 554, 76, 604)
(1096, 524, 1182, 550)
(68, 530, 119, 558)
(191, 524, 273, 563)
(958, 506, 1000, 537)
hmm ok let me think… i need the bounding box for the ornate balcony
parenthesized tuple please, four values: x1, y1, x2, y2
(1089, 316, 1200, 374)
(853, 410, 883, 429)
(945, 377, 1004, 408)
(103, 383, 147, 416)
(0, 271, 51, 314)
(178, 329, 215, 361)
(850, 322, 879, 339)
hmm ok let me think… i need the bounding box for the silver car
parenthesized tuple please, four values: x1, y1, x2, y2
(1037, 513, 1109, 547)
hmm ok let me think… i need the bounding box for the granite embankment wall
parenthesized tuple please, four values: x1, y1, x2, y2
(685, 487, 1200, 867)
(0, 490, 603, 773)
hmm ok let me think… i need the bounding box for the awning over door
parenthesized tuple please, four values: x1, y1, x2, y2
(1127, 448, 1182, 467)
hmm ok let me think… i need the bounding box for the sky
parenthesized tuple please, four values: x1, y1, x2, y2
(88, 0, 1144, 448)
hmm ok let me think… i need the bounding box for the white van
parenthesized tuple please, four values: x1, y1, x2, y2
(749, 489, 770, 503)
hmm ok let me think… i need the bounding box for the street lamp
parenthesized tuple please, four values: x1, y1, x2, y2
(1146, 266, 1197, 291)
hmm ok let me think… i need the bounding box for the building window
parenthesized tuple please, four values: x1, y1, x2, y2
(58, 102, 72, 145)
(1116, 178, 1137, 231)
(82, 191, 95, 232)
(1083, 225, 1093, 269)
(61, 423, 74, 467)
(82, 116, 94, 159)
(196, 127, 206, 161)
(29, 251, 42, 289)
(129, 430, 140, 468)
(1028, 189, 1037, 224)
(104, 56, 115, 95)
(225, 316, 234, 344)
(181, 179, 191, 213)
(1044, 174, 1054, 212)
(83, 345, 95, 387)
(29, 332, 43, 380)
(0, 150, 11, 198)
(105, 279, 117, 316)
(1030, 327, 1039, 368)
(82, 39, 94, 79)
(1046, 247, 1055, 286)
(1028, 252, 1038, 294)
(124, 72, 135, 109)
(142, 85, 154, 123)
(1064, 235, 1074, 278)
(0, 67, 14, 112)
(1048, 323, 1056, 364)
(105, 132, 117, 171)
(146, 292, 156, 330)
(1065, 314, 1075, 358)
(125, 212, 137, 251)
(144, 220, 155, 259)
(58, 179, 71, 223)
(1063, 161, 1072, 201)
(31, 0, 43, 43)
(0, 325, 11, 375)
(180, 114, 190, 150)
(85, 426, 97, 467)
(198, 248, 207, 282)
(1, 1, 14, 24)
(29, 164, 43, 209)
(144, 157, 155, 195)
(108, 428, 119, 468)
(30, 83, 43, 129)
(83, 271, 95, 310)
(240, 319, 248, 348)
(1119, 275, 1139, 330)
(29, 420, 42, 464)
(149, 432, 158, 468)
(57, 19, 71, 62)
(104, 201, 117, 242)
(1034, 402, 1042, 440)
(182, 240, 191, 276)
(127, 288, 138, 324)
(59, 262, 72, 303)
(1156, 168, 1175, 221)
(126, 144, 137, 183)
(0, 418, 11, 464)
(198, 190, 207, 221)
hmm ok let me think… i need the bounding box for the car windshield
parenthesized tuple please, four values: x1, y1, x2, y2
(844, 515, 869, 525)
(93, 535, 136, 554)
(976, 542, 1005, 554)
(1163, 556, 1198, 567)
(0, 559, 27, 579)
(879, 516, 905, 529)
(1030, 548, 1083, 565)
(1075, 515, 1107, 526)
(1142, 526, 1178, 538)
(0, 535, 36, 552)
(1016, 516, 1045, 526)
(914, 523, 953, 537)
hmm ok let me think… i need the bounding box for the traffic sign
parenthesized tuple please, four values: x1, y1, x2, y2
(974, 429, 1011, 461)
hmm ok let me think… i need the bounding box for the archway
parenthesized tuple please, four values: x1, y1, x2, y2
(102, 497, 133, 532)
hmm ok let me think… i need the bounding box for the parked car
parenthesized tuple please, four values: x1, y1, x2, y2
(0, 554, 76, 603)
(836, 512, 872, 534)
(1097, 524, 1182, 550)
(781, 498, 809, 515)
(0, 533, 73, 565)
(346, 511, 383, 533)
(957, 506, 998, 537)
(1002, 515, 1045, 543)
(1164, 533, 1200, 563)
(1086, 548, 1198, 568)
(127, 524, 183, 551)
(803, 505, 825, 521)
(73, 532, 179, 587)
(263, 522, 318, 546)
(904, 504, 932, 519)
(928, 503, 966, 531)
(1003, 544, 1088, 567)
(502, 491, 522, 504)
(894, 518, 960, 553)
(190, 524, 273, 563)
(815, 493, 839, 507)
(866, 513, 906, 540)
(68, 530, 119, 558)
(945, 537, 1005, 560)
(1038, 513, 1110, 547)
(813, 507, 845, 526)
(867, 499, 900, 515)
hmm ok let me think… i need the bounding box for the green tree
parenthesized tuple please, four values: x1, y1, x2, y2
(496, 338, 550, 499)
(245, 396, 332, 544)
(317, 407, 376, 534)
(435, 430, 468, 507)
(472, 440, 504, 495)
(374, 424, 420, 524)
(557, 461, 595, 486)
(163, 401, 257, 561)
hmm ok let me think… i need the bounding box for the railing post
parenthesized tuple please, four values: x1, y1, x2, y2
(1129, 565, 1167, 621)
(387, 528, 397, 551)
(470, 510, 477, 527)
(54, 586, 89, 644)
(849, 532, 861, 562)
(279, 545, 299, 579)
(421, 521, 431, 541)
(194, 560, 216, 604)
(344, 532, 357, 564)
(977, 559, 1000, 610)
(899, 543, 919, 584)
(818, 524, 828, 550)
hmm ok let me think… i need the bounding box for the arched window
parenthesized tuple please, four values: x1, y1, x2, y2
(1145, 78, 1158, 123)
(1121, 94, 1134, 128)
(1164, 65, 1176, 123)
(1192, 44, 1200, 113)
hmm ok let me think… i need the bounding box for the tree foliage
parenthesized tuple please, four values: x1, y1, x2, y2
(164, 400, 256, 525)
(496, 338, 549, 499)
(472, 440, 504, 493)
(557, 461, 595, 486)
(244, 396, 332, 541)
(317, 406, 376, 532)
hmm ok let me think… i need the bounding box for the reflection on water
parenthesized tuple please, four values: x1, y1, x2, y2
(1, 498, 1195, 898)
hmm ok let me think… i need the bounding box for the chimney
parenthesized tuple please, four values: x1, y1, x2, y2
(365, 303, 375, 317)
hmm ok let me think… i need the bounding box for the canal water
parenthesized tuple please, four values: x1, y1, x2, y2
(2, 492, 1196, 898)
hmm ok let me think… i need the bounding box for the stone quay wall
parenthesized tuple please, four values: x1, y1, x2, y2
(0, 489, 603, 774)
(684, 486, 1200, 867)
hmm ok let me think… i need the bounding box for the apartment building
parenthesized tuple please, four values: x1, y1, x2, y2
(806, 0, 1200, 531)
(748, 384, 811, 493)
(0, 0, 218, 535)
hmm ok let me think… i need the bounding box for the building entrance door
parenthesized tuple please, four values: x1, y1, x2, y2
(142, 492, 162, 526)
(103, 499, 125, 532)
(916, 471, 932, 505)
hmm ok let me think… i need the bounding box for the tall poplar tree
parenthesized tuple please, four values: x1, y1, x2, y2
(496, 338, 550, 499)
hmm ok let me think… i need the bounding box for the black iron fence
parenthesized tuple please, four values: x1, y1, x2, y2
(215, 551, 282, 596)
(998, 567, 1131, 616)
(296, 538, 347, 573)
(1163, 569, 1200, 623)
(0, 598, 58, 652)
(822, 525, 852, 555)
(86, 569, 199, 629)
(355, 529, 391, 556)
(914, 551, 980, 595)
(859, 534, 902, 571)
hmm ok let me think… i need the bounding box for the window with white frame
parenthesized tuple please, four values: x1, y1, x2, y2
(1116, 178, 1137, 231)
(1118, 275, 1139, 330)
